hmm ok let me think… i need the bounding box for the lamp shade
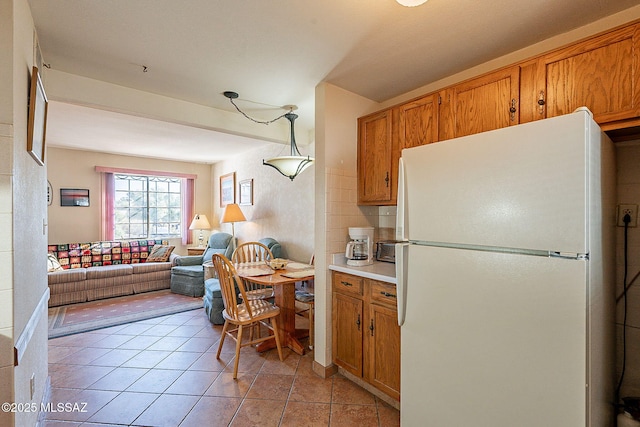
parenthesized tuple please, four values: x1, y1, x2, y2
(263, 156, 314, 181)
(396, 0, 427, 6)
(221, 203, 246, 224)
(189, 214, 211, 230)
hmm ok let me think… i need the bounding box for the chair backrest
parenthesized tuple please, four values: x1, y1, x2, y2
(258, 237, 284, 259)
(232, 241, 273, 263)
(210, 254, 253, 320)
(203, 232, 234, 263)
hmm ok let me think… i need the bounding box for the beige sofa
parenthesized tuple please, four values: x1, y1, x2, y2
(47, 240, 178, 307)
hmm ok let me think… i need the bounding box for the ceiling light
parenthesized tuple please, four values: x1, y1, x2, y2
(223, 91, 314, 181)
(396, 0, 427, 6)
(263, 112, 313, 181)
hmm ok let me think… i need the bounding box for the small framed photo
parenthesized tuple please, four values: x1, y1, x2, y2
(220, 172, 236, 207)
(60, 188, 90, 207)
(239, 179, 253, 206)
(26, 66, 48, 166)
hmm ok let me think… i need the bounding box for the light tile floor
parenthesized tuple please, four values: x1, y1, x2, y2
(46, 308, 400, 426)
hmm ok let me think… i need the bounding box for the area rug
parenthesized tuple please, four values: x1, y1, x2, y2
(48, 289, 203, 339)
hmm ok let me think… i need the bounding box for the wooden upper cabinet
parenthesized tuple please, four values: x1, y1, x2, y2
(397, 94, 439, 149)
(439, 66, 521, 140)
(536, 24, 640, 126)
(358, 109, 393, 205)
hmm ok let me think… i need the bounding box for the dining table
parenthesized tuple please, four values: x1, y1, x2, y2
(235, 260, 315, 355)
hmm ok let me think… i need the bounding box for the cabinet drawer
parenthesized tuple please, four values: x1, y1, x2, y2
(370, 280, 398, 307)
(333, 272, 364, 296)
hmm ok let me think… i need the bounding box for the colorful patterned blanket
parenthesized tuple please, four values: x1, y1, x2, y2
(48, 239, 168, 269)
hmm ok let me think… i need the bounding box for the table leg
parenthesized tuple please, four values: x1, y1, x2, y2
(255, 282, 307, 355)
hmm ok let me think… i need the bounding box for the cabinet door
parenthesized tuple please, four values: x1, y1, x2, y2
(367, 303, 401, 400)
(358, 109, 393, 204)
(333, 292, 364, 377)
(440, 66, 521, 140)
(397, 94, 439, 149)
(542, 24, 640, 125)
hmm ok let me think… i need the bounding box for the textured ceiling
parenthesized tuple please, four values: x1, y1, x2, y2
(28, 0, 640, 163)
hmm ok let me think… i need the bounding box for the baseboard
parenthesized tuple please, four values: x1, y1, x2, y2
(337, 367, 400, 410)
(312, 360, 338, 378)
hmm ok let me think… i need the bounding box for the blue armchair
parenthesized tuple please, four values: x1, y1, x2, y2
(259, 237, 285, 259)
(170, 232, 234, 297)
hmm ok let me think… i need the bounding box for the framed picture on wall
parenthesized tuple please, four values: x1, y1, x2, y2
(220, 172, 235, 207)
(239, 179, 253, 205)
(60, 188, 90, 207)
(26, 66, 48, 166)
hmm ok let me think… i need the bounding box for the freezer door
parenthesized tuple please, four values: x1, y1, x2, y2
(401, 112, 594, 254)
(401, 245, 592, 427)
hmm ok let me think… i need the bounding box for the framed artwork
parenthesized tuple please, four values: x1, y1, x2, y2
(239, 179, 253, 206)
(60, 188, 90, 207)
(26, 66, 48, 166)
(220, 172, 236, 207)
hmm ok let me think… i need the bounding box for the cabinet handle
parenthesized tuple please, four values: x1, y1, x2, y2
(385, 171, 389, 187)
(380, 291, 397, 298)
(537, 91, 545, 115)
(509, 99, 517, 121)
(356, 314, 361, 331)
(369, 319, 374, 336)
(341, 281, 353, 287)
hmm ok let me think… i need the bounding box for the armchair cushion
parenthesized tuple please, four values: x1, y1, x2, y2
(258, 237, 284, 259)
(174, 255, 204, 266)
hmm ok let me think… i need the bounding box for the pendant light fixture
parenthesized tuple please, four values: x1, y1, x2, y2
(396, 0, 427, 6)
(223, 91, 314, 181)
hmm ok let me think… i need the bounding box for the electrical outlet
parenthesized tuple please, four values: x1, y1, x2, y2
(617, 204, 638, 227)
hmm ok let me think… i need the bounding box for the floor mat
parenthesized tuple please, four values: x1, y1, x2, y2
(48, 289, 203, 339)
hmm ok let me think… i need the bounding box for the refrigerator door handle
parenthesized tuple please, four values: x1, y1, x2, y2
(396, 157, 408, 242)
(395, 242, 410, 326)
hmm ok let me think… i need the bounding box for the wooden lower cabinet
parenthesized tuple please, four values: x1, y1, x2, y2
(332, 271, 400, 401)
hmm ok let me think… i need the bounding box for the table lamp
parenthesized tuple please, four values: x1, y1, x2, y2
(221, 203, 246, 249)
(189, 214, 211, 248)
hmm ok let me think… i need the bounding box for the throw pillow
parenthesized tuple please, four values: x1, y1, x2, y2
(146, 245, 175, 262)
(47, 253, 63, 272)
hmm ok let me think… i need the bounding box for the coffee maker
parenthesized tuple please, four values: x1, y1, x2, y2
(345, 226, 375, 266)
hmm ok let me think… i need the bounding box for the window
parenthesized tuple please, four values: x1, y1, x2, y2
(113, 174, 182, 240)
(97, 166, 195, 244)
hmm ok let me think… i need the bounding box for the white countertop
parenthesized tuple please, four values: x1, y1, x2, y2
(329, 254, 396, 284)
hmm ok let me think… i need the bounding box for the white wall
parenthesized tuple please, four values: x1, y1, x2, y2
(1, 0, 50, 426)
(314, 82, 379, 369)
(47, 146, 213, 254)
(210, 140, 315, 263)
(615, 142, 640, 399)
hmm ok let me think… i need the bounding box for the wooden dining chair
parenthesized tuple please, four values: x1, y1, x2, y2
(295, 254, 315, 350)
(232, 241, 275, 300)
(211, 253, 283, 379)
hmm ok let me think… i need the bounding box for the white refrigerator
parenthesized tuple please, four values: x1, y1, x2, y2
(395, 110, 616, 426)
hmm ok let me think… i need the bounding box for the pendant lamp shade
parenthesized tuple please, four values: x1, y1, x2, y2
(263, 113, 314, 181)
(396, 0, 427, 6)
